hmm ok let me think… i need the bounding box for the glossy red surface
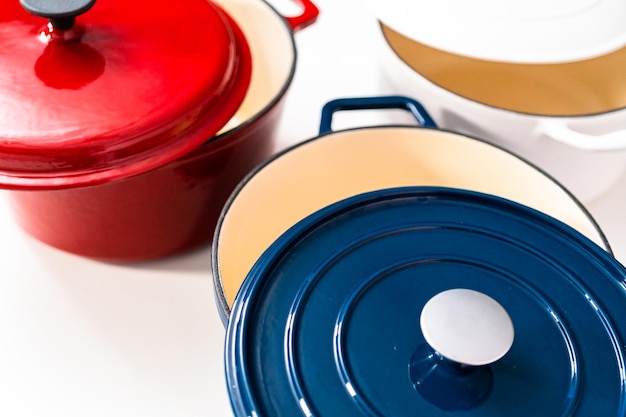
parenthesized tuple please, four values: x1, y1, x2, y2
(3, 0, 319, 261)
(7, 97, 286, 260)
(285, 0, 320, 31)
(0, 0, 251, 188)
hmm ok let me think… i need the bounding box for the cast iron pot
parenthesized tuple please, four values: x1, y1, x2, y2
(1, 0, 318, 261)
(224, 185, 626, 416)
(375, 17, 626, 203)
(212, 96, 610, 322)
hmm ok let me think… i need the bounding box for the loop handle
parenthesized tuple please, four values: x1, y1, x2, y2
(319, 96, 437, 135)
(284, 0, 319, 32)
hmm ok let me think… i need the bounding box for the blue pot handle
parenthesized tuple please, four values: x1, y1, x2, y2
(319, 96, 438, 135)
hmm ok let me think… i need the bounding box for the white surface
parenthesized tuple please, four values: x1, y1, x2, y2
(375, 25, 626, 203)
(420, 289, 514, 366)
(2, 1, 626, 416)
(370, 0, 626, 63)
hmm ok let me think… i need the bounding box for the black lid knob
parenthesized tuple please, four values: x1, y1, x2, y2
(20, 0, 96, 30)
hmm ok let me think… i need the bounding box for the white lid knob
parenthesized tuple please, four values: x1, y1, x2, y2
(420, 289, 514, 366)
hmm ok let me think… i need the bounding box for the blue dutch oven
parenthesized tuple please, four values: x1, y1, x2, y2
(225, 185, 626, 416)
(212, 96, 609, 323)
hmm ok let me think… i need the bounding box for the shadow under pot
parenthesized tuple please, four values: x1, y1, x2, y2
(224, 186, 626, 417)
(0, 0, 318, 261)
(375, 19, 626, 203)
(212, 96, 610, 323)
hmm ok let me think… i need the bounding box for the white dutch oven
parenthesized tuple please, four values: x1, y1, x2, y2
(371, 0, 626, 203)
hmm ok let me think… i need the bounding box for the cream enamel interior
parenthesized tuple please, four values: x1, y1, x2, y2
(213, 0, 294, 134)
(216, 127, 606, 308)
(381, 23, 626, 116)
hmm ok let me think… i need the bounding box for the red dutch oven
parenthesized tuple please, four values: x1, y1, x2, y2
(0, 0, 318, 260)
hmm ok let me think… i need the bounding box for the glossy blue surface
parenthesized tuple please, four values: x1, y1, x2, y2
(226, 187, 626, 416)
(318, 96, 438, 134)
(409, 344, 494, 411)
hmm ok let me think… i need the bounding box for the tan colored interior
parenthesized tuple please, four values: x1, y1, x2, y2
(216, 127, 606, 307)
(381, 22, 626, 116)
(213, 0, 294, 134)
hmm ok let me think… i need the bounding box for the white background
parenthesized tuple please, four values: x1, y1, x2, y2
(2, 0, 626, 416)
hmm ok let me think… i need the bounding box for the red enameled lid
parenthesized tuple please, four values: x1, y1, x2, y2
(0, 0, 252, 189)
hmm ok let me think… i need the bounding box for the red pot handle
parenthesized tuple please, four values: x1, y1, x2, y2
(284, 0, 319, 32)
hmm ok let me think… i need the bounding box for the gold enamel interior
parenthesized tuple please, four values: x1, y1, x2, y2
(214, 0, 294, 133)
(381, 22, 626, 116)
(216, 128, 606, 308)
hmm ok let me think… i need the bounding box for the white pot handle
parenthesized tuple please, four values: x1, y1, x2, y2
(537, 120, 626, 152)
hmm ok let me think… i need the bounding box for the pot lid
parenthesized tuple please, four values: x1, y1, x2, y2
(226, 186, 626, 416)
(370, 0, 626, 63)
(0, 0, 252, 189)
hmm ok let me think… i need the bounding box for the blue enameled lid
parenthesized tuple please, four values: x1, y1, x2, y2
(225, 187, 626, 416)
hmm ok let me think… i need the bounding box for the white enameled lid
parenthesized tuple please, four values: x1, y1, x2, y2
(370, 0, 626, 63)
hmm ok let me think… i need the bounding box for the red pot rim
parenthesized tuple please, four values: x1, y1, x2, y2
(0, 0, 252, 190)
